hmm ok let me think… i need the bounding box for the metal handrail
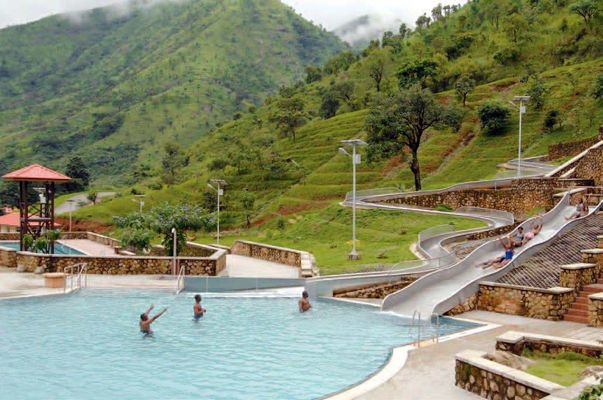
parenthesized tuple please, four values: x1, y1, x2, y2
(175, 265, 186, 295)
(63, 263, 88, 293)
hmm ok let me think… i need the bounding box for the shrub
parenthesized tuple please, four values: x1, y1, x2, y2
(592, 74, 603, 99)
(493, 48, 519, 65)
(527, 79, 548, 110)
(478, 102, 511, 135)
(209, 158, 229, 171)
(543, 110, 560, 132)
(120, 228, 152, 253)
(276, 216, 286, 231)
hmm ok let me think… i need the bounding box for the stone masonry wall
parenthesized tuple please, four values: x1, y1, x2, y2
(374, 178, 558, 219)
(547, 134, 601, 161)
(333, 276, 419, 299)
(446, 294, 478, 316)
(0, 246, 16, 267)
(16, 252, 226, 276)
(477, 283, 575, 321)
(231, 240, 302, 268)
(560, 264, 599, 292)
(455, 359, 548, 400)
(575, 147, 603, 186)
(588, 294, 603, 328)
(496, 336, 603, 357)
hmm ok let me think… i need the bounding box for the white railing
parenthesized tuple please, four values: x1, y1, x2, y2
(64, 263, 88, 293)
(176, 264, 186, 295)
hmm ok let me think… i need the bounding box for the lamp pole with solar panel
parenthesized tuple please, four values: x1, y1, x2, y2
(207, 179, 227, 245)
(512, 96, 531, 178)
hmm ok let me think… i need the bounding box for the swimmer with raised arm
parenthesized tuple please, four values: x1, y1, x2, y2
(193, 294, 206, 321)
(139, 304, 168, 335)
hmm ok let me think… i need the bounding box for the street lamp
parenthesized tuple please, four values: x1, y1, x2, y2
(171, 227, 177, 276)
(132, 195, 145, 214)
(339, 139, 367, 260)
(207, 179, 227, 245)
(512, 96, 531, 178)
(66, 199, 75, 232)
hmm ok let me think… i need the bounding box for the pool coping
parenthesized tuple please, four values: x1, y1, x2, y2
(320, 298, 501, 400)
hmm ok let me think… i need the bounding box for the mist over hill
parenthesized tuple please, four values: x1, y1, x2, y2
(333, 14, 402, 48)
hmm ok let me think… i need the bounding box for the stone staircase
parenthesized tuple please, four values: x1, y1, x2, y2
(565, 281, 603, 324)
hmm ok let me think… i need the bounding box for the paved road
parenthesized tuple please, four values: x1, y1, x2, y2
(55, 192, 116, 215)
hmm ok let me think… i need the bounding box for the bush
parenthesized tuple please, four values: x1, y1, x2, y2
(276, 216, 286, 231)
(592, 74, 603, 99)
(478, 102, 511, 135)
(120, 228, 152, 253)
(209, 158, 229, 171)
(527, 79, 548, 110)
(543, 110, 560, 132)
(493, 48, 519, 65)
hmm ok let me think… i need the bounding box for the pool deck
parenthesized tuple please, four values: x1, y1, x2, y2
(58, 239, 115, 256)
(222, 254, 300, 278)
(354, 310, 603, 400)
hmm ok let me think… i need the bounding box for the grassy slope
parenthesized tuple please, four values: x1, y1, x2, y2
(0, 0, 345, 183)
(524, 351, 603, 387)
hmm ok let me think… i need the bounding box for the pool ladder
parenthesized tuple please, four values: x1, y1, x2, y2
(175, 265, 186, 295)
(64, 263, 88, 293)
(408, 311, 441, 348)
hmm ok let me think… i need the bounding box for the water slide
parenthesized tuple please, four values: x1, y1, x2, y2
(381, 193, 602, 317)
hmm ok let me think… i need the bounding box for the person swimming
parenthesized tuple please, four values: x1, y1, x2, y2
(299, 290, 312, 313)
(193, 294, 206, 321)
(139, 304, 168, 335)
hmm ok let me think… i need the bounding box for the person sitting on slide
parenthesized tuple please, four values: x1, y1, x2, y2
(510, 227, 525, 248)
(566, 198, 587, 221)
(479, 237, 514, 270)
(522, 219, 543, 246)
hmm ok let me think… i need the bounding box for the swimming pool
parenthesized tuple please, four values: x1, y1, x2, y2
(0, 241, 84, 255)
(0, 290, 478, 400)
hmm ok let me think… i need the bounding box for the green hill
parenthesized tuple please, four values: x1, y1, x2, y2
(0, 0, 345, 184)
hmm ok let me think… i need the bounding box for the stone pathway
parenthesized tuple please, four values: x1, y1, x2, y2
(356, 310, 603, 400)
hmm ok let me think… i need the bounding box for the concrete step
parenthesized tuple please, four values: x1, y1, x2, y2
(564, 314, 589, 324)
(566, 308, 588, 316)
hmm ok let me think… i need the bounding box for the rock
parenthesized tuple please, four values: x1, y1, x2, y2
(580, 366, 603, 379)
(506, 385, 515, 398)
(484, 351, 535, 371)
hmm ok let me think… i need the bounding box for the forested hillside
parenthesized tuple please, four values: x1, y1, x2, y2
(0, 0, 344, 184)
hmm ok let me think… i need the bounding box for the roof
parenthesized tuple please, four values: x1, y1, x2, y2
(0, 212, 19, 227)
(2, 164, 71, 182)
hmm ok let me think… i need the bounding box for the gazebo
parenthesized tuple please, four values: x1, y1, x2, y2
(2, 164, 71, 253)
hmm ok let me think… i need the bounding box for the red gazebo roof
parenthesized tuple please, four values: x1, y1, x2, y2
(2, 164, 71, 182)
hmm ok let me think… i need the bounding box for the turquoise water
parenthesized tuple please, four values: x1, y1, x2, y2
(0, 241, 84, 255)
(0, 290, 478, 400)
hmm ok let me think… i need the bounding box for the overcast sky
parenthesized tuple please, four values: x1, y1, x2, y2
(0, 0, 456, 30)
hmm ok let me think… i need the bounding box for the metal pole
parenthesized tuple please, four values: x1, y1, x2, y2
(351, 144, 357, 259)
(69, 202, 73, 233)
(172, 228, 177, 276)
(518, 100, 523, 178)
(216, 183, 221, 245)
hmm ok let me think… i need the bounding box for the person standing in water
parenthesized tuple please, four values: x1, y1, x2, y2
(193, 294, 206, 321)
(299, 291, 312, 313)
(139, 304, 168, 335)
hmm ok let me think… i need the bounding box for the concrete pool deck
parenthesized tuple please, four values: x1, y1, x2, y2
(58, 239, 116, 256)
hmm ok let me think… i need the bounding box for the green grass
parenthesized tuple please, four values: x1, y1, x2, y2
(192, 203, 485, 275)
(523, 350, 603, 387)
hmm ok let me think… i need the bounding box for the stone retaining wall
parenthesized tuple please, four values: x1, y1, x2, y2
(575, 147, 603, 186)
(16, 250, 227, 276)
(477, 282, 575, 321)
(0, 246, 16, 268)
(231, 240, 302, 267)
(495, 331, 603, 357)
(588, 293, 603, 328)
(559, 263, 599, 292)
(455, 350, 560, 400)
(446, 294, 478, 316)
(372, 178, 558, 219)
(547, 134, 602, 161)
(333, 276, 419, 299)
(461, 223, 521, 242)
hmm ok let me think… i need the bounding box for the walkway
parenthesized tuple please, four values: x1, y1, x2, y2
(357, 310, 603, 400)
(221, 255, 300, 278)
(55, 192, 116, 215)
(59, 239, 115, 256)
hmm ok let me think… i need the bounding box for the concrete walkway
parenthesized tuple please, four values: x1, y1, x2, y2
(55, 192, 116, 215)
(59, 239, 115, 256)
(222, 254, 300, 278)
(357, 310, 603, 400)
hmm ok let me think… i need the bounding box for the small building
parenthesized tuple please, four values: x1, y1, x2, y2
(0, 212, 19, 233)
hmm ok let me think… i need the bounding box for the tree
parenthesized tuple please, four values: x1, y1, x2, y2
(365, 85, 462, 191)
(319, 90, 341, 119)
(543, 110, 561, 132)
(369, 58, 386, 92)
(570, 0, 599, 25)
(149, 203, 211, 256)
(87, 190, 98, 205)
(64, 156, 90, 193)
(527, 79, 549, 110)
(431, 4, 443, 22)
(478, 102, 511, 135)
(416, 14, 431, 29)
(399, 23, 410, 38)
(161, 143, 189, 185)
(270, 97, 308, 141)
(240, 192, 256, 228)
(503, 13, 529, 43)
(304, 66, 322, 84)
(397, 60, 438, 89)
(455, 75, 476, 107)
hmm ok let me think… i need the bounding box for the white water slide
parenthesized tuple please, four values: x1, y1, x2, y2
(381, 193, 602, 317)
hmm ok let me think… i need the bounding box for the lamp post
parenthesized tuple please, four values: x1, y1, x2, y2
(132, 195, 145, 214)
(207, 179, 227, 245)
(512, 96, 531, 178)
(171, 227, 177, 276)
(339, 139, 367, 260)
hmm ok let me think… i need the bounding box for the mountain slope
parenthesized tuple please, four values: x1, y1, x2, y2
(0, 0, 345, 183)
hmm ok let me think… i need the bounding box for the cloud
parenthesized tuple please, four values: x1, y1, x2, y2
(0, 0, 457, 29)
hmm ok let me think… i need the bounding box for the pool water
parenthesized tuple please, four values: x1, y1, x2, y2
(0, 290, 478, 400)
(0, 241, 84, 255)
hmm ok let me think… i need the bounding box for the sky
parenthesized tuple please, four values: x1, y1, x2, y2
(0, 0, 454, 30)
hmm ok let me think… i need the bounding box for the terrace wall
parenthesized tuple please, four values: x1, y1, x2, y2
(496, 331, 603, 357)
(477, 282, 575, 321)
(588, 294, 603, 328)
(231, 240, 302, 267)
(547, 133, 602, 161)
(372, 178, 558, 219)
(575, 146, 603, 186)
(0, 246, 16, 267)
